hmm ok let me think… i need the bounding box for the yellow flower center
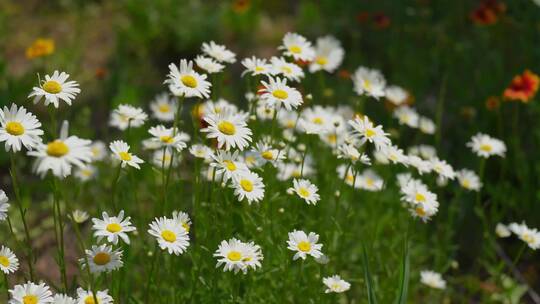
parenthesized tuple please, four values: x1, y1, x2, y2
(223, 160, 236, 171)
(415, 207, 426, 217)
(462, 180, 471, 189)
(181, 75, 197, 88)
(227, 251, 242, 261)
(281, 66, 292, 74)
(161, 230, 177, 243)
(84, 296, 96, 304)
(23, 295, 38, 304)
(272, 89, 288, 100)
(298, 241, 311, 252)
(46, 140, 69, 157)
(93, 252, 111, 266)
(366, 178, 375, 187)
(160, 135, 174, 144)
(119, 152, 132, 161)
(289, 45, 302, 54)
(261, 150, 274, 160)
(292, 170, 301, 178)
(315, 56, 328, 65)
(415, 193, 426, 202)
(217, 121, 236, 135)
(182, 223, 190, 232)
(346, 174, 354, 183)
(106, 223, 122, 233)
(480, 144, 492, 152)
(363, 79, 372, 90)
(0, 256, 10, 267)
(158, 104, 170, 113)
(312, 117, 324, 125)
(42, 80, 62, 94)
(81, 169, 93, 177)
(298, 187, 310, 198)
(255, 66, 265, 72)
(5, 121, 25, 136)
(523, 234, 534, 244)
(365, 128, 376, 138)
(240, 179, 253, 192)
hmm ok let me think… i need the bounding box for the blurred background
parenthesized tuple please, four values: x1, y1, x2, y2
(1, 0, 540, 301)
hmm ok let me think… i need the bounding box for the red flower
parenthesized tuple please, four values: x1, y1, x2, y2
(503, 70, 540, 103)
(470, 0, 506, 25)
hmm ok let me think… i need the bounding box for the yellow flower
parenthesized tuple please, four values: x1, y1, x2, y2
(26, 38, 55, 59)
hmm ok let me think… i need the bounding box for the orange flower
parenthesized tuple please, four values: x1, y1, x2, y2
(232, 0, 250, 14)
(470, 0, 506, 25)
(503, 70, 539, 103)
(25, 38, 55, 59)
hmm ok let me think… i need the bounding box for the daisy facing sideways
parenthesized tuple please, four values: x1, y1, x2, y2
(76, 288, 113, 304)
(201, 41, 236, 63)
(201, 109, 252, 151)
(0, 103, 43, 152)
(323, 275, 351, 293)
(28, 70, 80, 108)
(214, 238, 263, 274)
(147, 125, 189, 152)
(27, 121, 92, 178)
(148, 216, 190, 255)
(92, 210, 137, 245)
(1, 190, 10, 221)
(287, 230, 324, 260)
(290, 178, 320, 205)
(241, 56, 272, 77)
(0, 245, 19, 274)
(195, 55, 225, 74)
(82, 244, 123, 274)
(420, 270, 447, 290)
(509, 222, 540, 250)
(8, 281, 53, 304)
(165, 59, 211, 98)
(109, 104, 148, 130)
(109, 140, 144, 169)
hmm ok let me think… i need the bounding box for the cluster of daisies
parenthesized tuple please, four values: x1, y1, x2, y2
(0, 31, 533, 301)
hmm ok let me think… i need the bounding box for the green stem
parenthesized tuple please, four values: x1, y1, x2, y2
(9, 154, 34, 281)
(111, 165, 122, 212)
(144, 245, 160, 304)
(3, 272, 8, 301)
(435, 74, 448, 149)
(69, 213, 98, 304)
(52, 177, 68, 292)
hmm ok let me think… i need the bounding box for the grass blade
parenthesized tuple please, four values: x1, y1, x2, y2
(394, 234, 410, 304)
(362, 245, 378, 304)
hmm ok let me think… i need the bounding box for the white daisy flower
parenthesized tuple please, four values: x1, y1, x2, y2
(172, 210, 192, 233)
(420, 270, 446, 289)
(0, 103, 43, 152)
(74, 165, 97, 182)
(148, 125, 189, 152)
(270, 56, 304, 82)
(348, 116, 391, 150)
(279, 32, 315, 62)
(210, 150, 249, 183)
(241, 56, 272, 77)
(419, 116, 436, 134)
(28, 70, 80, 108)
(309, 36, 344, 73)
(337, 143, 371, 164)
(199, 98, 240, 118)
(430, 158, 456, 181)
(201, 109, 252, 151)
(357, 169, 384, 191)
(72, 210, 89, 224)
(323, 275, 351, 293)
(385, 85, 409, 106)
(109, 104, 148, 131)
(256, 101, 277, 121)
(337, 164, 360, 189)
(379, 144, 407, 165)
(298, 106, 332, 134)
(467, 133, 506, 158)
(509, 222, 540, 250)
(150, 93, 178, 122)
(52, 294, 76, 304)
(495, 223, 511, 238)
(90, 141, 107, 161)
(252, 141, 286, 167)
(352, 66, 386, 99)
(231, 170, 265, 204)
(189, 144, 213, 162)
(195, 55, 225, 74)
(409, 144, 437, 160)
(76, 288, 113, 304)
(151, 148, 179, 169)
(394, 106, 419, 128)
(82, 244, 123, 274)
(259, 77, 303, 111)
(287, 230, 323, 260)
(406, 155, 432, 175)
(27, 121, 92, 178)
(165, 59, 211, 98)
(214, 238, 263, 274)
(0, 190, 10, 222)
(201, 41, 236, 63)
(92, 210, 137, 245)
(401, 180, 439, 222)
(9, 281, 53, 304)
(0, 245, 19, 274)
(109, 140, 144, 169)
(290, 179, 320, 205)
(148, 216, 190, 255)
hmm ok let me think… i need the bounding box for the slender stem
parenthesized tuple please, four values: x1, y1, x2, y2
(111, 165, 122, 212)
(511, 243, 527, 269)
(3, 272, 8, 301)
(69, 214, 98, 304)
(435, 74, 448, 149)
(52, 177, 68, 292)
(144, 245, 160, 304)
(9, 154, 34, 281)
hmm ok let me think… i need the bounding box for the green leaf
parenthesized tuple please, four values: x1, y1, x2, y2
(362, 245, 378, 304)
(394, 236, 410, 304)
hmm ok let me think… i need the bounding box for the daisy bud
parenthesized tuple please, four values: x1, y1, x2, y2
(298, 144, 306, 152)
(334, 190, 341, 197)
